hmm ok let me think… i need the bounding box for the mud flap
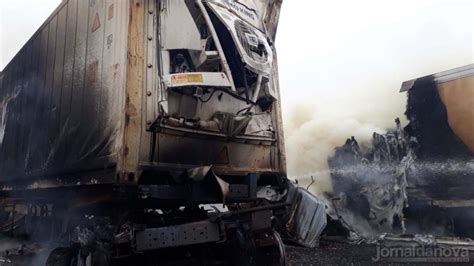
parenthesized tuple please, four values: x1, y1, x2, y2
(188, 166, 230, 204)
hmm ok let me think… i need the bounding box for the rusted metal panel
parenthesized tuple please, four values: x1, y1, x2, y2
(118, 0, 146, 182)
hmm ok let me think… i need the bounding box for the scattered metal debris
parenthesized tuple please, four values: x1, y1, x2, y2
(327, 65, 474, 241)
(379, 234, 474, 250)
(328, 118, 411, 238)
(280, 182, 328, 248)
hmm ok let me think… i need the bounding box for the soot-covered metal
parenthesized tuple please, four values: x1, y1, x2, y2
(328, 65, 474, 239)
(0, 1, 330, 265)
(0, 0, 128, 183)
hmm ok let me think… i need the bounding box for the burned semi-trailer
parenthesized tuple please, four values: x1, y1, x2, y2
(0, 1, 326, 265)
(401, 64, 474, 236)
(328, 64, 474, 238)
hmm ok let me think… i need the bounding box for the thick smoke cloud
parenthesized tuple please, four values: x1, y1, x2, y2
(276, 0, 473, 198)
(283, 88, 406, 196)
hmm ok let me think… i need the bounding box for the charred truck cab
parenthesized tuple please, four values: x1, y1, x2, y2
(0, 0, 299, 265)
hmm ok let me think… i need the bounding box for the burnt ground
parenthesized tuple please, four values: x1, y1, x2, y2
(286, 240, 474, 266)
(286, 241, 378, 266)
(1, 238, 474, 265)
(3, 240, 379, 266)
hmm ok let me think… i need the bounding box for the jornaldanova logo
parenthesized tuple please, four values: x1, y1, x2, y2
(372, 245, 470, 263)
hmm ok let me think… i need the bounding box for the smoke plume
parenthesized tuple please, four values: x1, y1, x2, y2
(283, 87, 406, 197)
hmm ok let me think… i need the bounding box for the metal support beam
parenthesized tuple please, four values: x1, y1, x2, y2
(195, 0, 236, 91)
(135, 220, 221, 251)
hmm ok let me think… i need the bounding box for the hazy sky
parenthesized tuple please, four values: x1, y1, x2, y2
(276, 0, 473, 112)
(1, 0, 473, 116)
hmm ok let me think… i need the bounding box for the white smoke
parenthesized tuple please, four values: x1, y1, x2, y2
(276, 0, 473, 199)
(283, 88, 407, 197)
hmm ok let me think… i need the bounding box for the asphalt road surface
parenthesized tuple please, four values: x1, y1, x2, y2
(286, 240, 474, 266)
(1, 238, 473, 265)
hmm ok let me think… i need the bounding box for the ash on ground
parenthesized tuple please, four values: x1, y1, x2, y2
(0, 238, 50, 266)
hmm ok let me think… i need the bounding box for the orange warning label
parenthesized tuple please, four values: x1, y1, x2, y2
(171, 74, 204, 85)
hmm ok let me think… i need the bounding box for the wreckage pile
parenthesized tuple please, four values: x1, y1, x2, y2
(328, 73, 474, 239)
(328, 118, 412, 238)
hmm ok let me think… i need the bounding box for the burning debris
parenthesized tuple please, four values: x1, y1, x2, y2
(328, 118, 474, 238)
(327, 65, 474, 240)
(328, 118, 411, 238)
(0, 240, 50, 266)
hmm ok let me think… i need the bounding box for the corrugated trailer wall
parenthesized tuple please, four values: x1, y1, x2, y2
(0, 0, 129, 181)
